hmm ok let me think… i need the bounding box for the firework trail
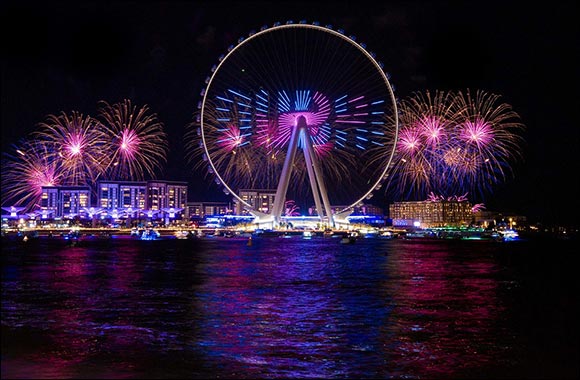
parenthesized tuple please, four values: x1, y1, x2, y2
(1, 138, 63, 210)
(33, 111, 108, 187)
(385, 89, 525, 201)
(98, 99, 169, 181)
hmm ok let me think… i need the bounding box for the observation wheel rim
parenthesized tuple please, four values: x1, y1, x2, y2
(200, 22, 399, 213)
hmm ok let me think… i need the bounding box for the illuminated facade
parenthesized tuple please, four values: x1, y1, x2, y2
(326, 204, 384, 216)
(389, 200, 474, 228)
(187, 201, 233, 219)
(40, 186, 91, 218)
(98, 180, 187, 214)
(99, 181, 147, 210)
(235, 189, 277, 215)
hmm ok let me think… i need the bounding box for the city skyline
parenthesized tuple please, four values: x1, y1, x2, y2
(1, 1, 578, 225)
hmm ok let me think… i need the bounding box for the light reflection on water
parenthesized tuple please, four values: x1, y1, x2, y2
(1, 236, 577, 378)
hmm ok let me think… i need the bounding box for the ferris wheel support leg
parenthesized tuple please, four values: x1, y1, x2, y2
(302, 129, 334, 228)
(301, 130, 325, 223)
(271, 122, 301, 226)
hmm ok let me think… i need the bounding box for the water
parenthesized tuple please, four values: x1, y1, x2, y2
(1, 236, 578, 379)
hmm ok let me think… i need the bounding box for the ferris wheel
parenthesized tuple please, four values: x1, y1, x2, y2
(196, 21, 398, 226)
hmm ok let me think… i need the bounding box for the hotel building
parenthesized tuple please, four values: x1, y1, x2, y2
(98, 180, 188, 214)
(37, 180, 187, 219)
(186, 201, 233, 219)
(235, 189, 277, 215)
(389, 200, 474, 228)
(40, 186, 91, 218)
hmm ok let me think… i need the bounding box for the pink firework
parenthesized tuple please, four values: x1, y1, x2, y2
(98, 99, 168, 181)
(384, 89, 524, 201)
(1, 139, 63, 211)
(398, 128, 422, 155)
(419, 116, 447, 146)
(451, 90, 525, 191)
(217, 124, 248, 151)
(33, 111, 107, 186)
(459, 118, 494, 148)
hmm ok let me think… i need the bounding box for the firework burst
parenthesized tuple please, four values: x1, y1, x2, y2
(33, 111, 108, 187)
(98, 99, 169, 181)
(1, 139, 64, 210)
(385, 89, 525, 201)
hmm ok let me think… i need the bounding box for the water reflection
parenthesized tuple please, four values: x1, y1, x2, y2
(382, 242, 512, 377)
(2, 237, 576, 378)
(198, 240, 351, 378)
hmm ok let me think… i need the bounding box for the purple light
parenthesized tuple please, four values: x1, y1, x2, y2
(460, 119, 493, 147)
(398, 128, 422, 154)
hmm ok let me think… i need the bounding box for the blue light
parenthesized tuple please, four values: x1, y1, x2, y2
(336, 108, 347, 113)
(335, 135, 347, 141)
(335, 140, 345, 148)
(335, 101, 347, 108)
(256, 93, 268, 102)
(335, 94, 348, 102)
(371, 100, 385, 105)
(355, 144, 366, 150)
(239, 111, 251, 115)
(371, 111, 384, 115)
(216, 107, 230, 112)
(237, 102, 251, 108)
(371, 121, 384, 125)
(371, 131, 384, 135)
(227, 89, 252, 101)
(217, 118, 231, 122)
(255, 107, 268, 113)
(216, 96, 234, 103)
(294, 90, 311, 111)
(372, 141, 384, 146)
(356, 136, 368, 141)
(356, 128, 368, 132)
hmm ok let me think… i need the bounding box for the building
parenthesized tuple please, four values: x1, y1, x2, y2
(235, 189, 277, 215)
(98, 181, 147, 210)
(389, 200, 474, 228)
(40, 186, 91, 218)
(187, 201, 233, 219)
(98, 180, 188, 213)
(146, 180, 188, 211)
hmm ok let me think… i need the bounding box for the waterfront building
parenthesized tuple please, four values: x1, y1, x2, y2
(323, 204, 384, 217)
(40, 186, 91, 218)
(389, 200, 474, 228)
(98, 180, 188, 218)
(474, 210, 527, 229)
(186, 201, 233, 219)
(235, 189, 277, 215)
(99, 181, 147, 210)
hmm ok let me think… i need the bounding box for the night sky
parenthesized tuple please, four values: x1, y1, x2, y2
(1, 1, 578, 225)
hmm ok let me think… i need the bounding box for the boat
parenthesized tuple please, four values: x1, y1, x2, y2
(139, 228, 161, 240)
